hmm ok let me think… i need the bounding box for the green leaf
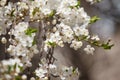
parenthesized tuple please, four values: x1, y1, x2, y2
(75, 1, 81, 8)
(32, 7, 39, 16)
(10, 9, 15, 17)
(48, 10, 56, 17)
(101, 40, 114, 50)
(89, 16, 100, 24)
(25, 27, 37, 36)
(15, 76, 21, 80)
(18, 65, 23, 72)
(91, 40, 101, 47)
(32, 38, 36, 46)
(75, 35, 87, 41)
(69, 1, 81, 9)
(7, 66, 12, 74)
(13, 63, 17, 70)
(47, 41, 56, 47)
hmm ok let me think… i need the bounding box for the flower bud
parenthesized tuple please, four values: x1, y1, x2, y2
(1, 37, 7, 44)
(52, 19, 57, 25)
(22, 75, 27, 80)
(30, 77, 35, 80)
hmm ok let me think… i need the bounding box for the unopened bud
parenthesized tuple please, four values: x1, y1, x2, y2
(1, 37, 7, 44)
(22, 75, 27, 80)
(52, 19, 57, 25)
(52, 27, 57, 32)
(30, 77, 35, 80)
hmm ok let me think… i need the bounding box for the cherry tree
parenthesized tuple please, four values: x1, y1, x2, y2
(0, 0, 113, 80)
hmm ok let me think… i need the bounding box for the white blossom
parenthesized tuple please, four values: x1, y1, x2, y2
(84, 45, 95, 55)
(35, 68, 47, 78)
(0, 0, 101, 80)
(1, 37, 7, 44)
(4, 74, 12, 80)
(91, 35, 100, 41)
(17, 2, 29, 10)
(21, 75, 27, 80)
(70, 40, 83, 50)
(73, 25, 89, 36)
(1, 58, 23, 74)
(30, 77, 36, 80)
(0, 0, 7, 6)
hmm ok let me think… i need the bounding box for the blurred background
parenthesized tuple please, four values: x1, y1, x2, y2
(55, 0, 120, 80)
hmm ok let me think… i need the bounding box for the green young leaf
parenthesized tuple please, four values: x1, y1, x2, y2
(7, 66, 12, 74)
(25, 27, 37, 36)
(75, 1, 81, 8)
(101, 40, 114, 50)
(69, 1, 81, 9)
(18, 65, 23, 72)
(15, 76, 21, 80)
(48, 10, 56, 17)
(10, 9, 15, 17)
(13, 63, 17, 70)
(89, 16, 100, 24)
(32, 7, 39, 16)
(32, 38, 36, 46)
(47, 41, 56, 47)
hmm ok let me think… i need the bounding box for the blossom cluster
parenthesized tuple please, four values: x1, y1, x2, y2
(0, 0, 113, 80)
(35, 58, 79, 80)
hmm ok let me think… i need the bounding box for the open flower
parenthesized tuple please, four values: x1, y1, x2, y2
(84, 45, 95, 55)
